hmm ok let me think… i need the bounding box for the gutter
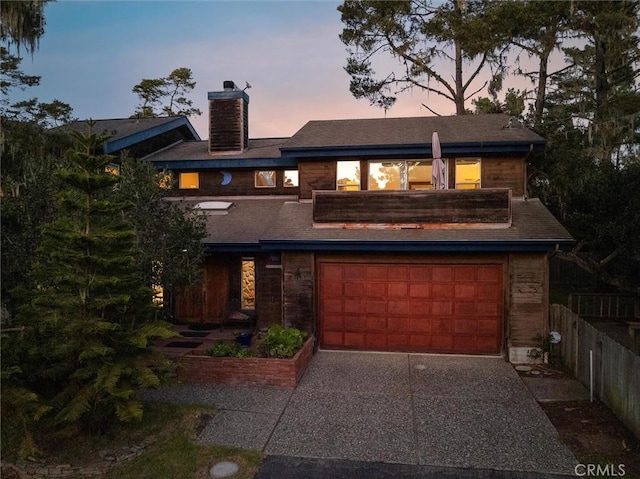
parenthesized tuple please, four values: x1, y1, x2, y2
(203, 239, 575, 253)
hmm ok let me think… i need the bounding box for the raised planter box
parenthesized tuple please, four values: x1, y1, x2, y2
(175, 336, 315, 388)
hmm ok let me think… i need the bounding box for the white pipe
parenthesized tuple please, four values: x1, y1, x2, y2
(589, 349, 594, 402)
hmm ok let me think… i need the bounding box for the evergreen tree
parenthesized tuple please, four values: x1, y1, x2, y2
(132, 67, 201, 118)
(13, 124, 175, 433)
(338, 0, 510, 114)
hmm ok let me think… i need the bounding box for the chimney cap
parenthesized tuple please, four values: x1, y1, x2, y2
(223, 80, 236, 91)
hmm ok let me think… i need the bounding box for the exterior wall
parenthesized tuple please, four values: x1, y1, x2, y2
(173, 169, 299, 197)
(298, 157, 526, 199)
(507, 252, 548, 359)
(255, 253, 283, 329)
(282, 251, 315, 332)
(481, 157, 525, 197)
(299, 160, 337, 199)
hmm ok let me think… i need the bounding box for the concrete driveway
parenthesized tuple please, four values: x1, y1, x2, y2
(144, 351, 577, 476)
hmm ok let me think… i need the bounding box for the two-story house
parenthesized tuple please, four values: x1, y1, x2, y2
(76, 81, 574, 362)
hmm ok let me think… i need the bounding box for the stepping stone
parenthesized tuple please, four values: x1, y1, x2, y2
(210, 461, 239, 478)
(515, 365, 532, 372)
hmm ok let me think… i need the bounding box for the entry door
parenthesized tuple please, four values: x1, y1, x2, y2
(174, 257, 230, 323)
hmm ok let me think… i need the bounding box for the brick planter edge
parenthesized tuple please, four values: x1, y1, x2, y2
(176, 336, 315, 388)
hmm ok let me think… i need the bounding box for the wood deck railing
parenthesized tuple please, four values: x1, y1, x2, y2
(567, 293, 639, 320)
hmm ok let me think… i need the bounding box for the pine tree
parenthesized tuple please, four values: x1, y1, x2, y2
(15, 123, 175, 432)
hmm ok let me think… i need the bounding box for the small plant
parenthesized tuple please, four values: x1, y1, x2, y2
(527, 333, 560, 366)
(260, 325, 308, 359)
(206, 341, 254, 358)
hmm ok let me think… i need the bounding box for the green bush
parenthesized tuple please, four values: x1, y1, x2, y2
(260, 326, 308, 359)
(206, 341, 254, 358)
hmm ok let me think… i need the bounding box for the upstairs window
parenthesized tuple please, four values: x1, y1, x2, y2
(284, 170, 299, 187)
(455, 159, 481, 189)
(255, 170, 276, 188)
(105, 163, 120, 176)
(179, 172, 199, 189)
(369, 160, 434, 190)
(337, 161, 360, 190)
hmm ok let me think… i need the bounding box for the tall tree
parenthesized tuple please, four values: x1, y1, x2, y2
(11, 125, 175, 433)
(115, 158, 206, 306)
(0, 0, 50, 54)
(550, 0, 640, 165)
(338, 0, 509, 114)
(132, 67, 201, 118)
(496, 1, 573, 126)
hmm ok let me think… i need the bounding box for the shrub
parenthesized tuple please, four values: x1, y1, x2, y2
(260, 326, 308, 359)
(206, 341, 254, 358)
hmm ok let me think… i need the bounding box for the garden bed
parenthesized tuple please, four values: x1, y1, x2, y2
(175, 336, 315, 388)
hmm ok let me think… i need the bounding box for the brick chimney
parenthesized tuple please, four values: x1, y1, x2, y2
(208, 81, 249, 153)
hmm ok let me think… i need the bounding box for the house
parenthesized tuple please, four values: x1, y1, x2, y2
(122, 81, 575, 362)
(61, 116, 200, 163)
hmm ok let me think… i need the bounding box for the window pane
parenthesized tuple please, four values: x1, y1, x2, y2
(179, 172, 199, 189)
(241, 258, 255, 310)
(408, 161, 433, 189)
(284, 170, 299, 187)
(105, 163, 120, 176)
(369, 162, 402, 190)
(455, 159, 481, 189)
(255, 170, 276, 187)
(158, 172, 173, 189)
(337, 161, 360, 190)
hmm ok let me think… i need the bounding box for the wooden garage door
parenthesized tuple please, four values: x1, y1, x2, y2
(319, 263, 503, 354)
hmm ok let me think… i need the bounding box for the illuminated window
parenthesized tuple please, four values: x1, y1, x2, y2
(337, 161, 360, 190)
(255, 171, 276, 188)
(455, 159, 481, 189)
(179, 172, 199, 189)
(105, 163, 120, 176)
(284, 170, 299, 187)
(158, 171, 173, 189)
(369, 160, 433, 190)
(241, 258, 255, 310)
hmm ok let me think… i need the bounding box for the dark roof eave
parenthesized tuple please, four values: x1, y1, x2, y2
(150, 157, 299, 170)
(280, 141, 545, 158)
(105, 117, 201, 154)
(204, 243, 262, 253)
(257, 239, 574, 252)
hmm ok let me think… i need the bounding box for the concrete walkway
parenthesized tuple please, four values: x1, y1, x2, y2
(143, 351, 577, 476)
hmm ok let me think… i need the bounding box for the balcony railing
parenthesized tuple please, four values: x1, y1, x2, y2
(312, 188, 511, 226)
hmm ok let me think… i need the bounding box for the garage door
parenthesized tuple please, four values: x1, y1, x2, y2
(319, 263, 503, 354)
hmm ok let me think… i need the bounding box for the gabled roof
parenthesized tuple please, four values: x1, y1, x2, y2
(147, 138, 296, 169)
(60, 116, 200, 155)
(281, 114, 545, 158)
(144, 114, 545, 167)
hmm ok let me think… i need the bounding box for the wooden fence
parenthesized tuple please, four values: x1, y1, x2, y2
(568, 293, 639, 320)
(550, 304, 640, 438)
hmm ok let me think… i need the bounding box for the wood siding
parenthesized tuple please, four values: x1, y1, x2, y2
(299, 161, 336, 199)
(481, 157, 525, 197)
(283, 252, 315, 332)
(209, 98, 248, 152)
(173, 169, 299, 197)
(313, 189, 511, 224)
(508, 253, 548, 346)
(255, 254, 283, 329)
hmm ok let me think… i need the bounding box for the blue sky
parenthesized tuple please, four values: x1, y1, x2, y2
(9, 0, 532, 139)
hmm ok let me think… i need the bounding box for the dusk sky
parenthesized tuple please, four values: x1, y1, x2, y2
(10, 0, 539, 140)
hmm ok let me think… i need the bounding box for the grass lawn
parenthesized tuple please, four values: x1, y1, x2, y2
(1, 402, 263, 479)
